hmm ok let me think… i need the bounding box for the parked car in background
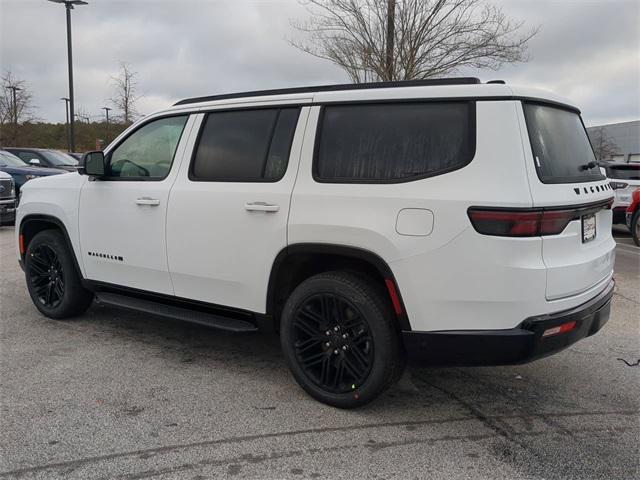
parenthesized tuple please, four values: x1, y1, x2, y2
(68, 152, 84, 161)
(4, 147, 78, 172)
(603, 163, 640, 225)
(0, 170, 16, 226)
(0, 150, 66, 197)
(626, 188, 640, 246)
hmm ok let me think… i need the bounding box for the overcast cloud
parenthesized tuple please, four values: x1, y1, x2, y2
(1, 0, 638, 126)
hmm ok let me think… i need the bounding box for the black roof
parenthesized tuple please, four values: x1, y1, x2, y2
(174, 77, 483, 106)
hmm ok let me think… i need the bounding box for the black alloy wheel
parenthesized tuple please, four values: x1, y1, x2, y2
(292, 292, 374, 394)
(24, 229, 93, 319)
(281, 271, 404, 408)
(28, 244, 65, 308)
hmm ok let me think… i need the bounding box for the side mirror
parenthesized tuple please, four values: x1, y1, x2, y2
(29, 158, 41, 166)
(80, 151, 106, 177)
(599, 167, 607, 177)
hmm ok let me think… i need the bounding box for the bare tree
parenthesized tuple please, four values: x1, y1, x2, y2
(74, 105, 91, 124)
(0, 71, 37, 145)
(291, 0, 539, 83)
(110, 62, 140, 125)
(589, 127, 619, 162)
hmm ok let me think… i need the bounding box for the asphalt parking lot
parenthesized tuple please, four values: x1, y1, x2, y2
(0, 226, 638, 480)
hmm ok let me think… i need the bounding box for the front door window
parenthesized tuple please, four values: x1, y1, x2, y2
(108, 115, 188, 179)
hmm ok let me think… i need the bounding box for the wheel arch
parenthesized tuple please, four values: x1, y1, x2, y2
(267, 243, 411, 331)
(19, 214, 84, 278)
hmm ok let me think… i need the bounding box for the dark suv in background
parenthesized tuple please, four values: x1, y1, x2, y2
(4, 147, 78, 172)
(0, 150, 65, 197)
(0, 170, 16, 226)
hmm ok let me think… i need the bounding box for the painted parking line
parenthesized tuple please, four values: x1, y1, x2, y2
(615, 244, 640, 256)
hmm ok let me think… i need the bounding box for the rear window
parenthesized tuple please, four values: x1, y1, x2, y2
(605, 165, 640, 181)
(315, 102, 474, 183)
(523, 103, 604, 184)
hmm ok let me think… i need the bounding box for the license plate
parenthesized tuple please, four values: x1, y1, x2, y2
(582, 214, 596, 243)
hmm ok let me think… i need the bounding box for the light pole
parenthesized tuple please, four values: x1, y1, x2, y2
(60, 97, 70, 152)
(7, 86, 22, 144)
(48, 0, 88, 152)
(102, 106, 112, 144)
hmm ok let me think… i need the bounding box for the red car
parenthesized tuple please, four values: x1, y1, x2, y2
(626, 188, 640, 246)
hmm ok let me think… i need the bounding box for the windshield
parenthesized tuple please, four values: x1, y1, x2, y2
(523, 103, 605, 184)
(42, 150, 78, 166)
(0, 151, 28, 167)
(605, 164, 640, 181)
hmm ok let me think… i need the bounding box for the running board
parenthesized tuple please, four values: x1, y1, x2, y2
(95, 292, 258, 333)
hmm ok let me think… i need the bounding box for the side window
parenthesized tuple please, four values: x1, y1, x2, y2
(315, 102, 474, 183)
(108, 115, 188, 179)
(190, 107, 300, 182)
(17, 151, 35, 163)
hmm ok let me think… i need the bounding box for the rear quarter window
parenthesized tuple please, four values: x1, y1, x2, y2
(314, 102, 475, 183)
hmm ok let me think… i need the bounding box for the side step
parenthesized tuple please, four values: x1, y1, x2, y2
(95, 292, 258, 333)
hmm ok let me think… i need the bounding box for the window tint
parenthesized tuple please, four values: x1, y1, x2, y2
(605, 165, 640, 181)
(109, 115, 188, 179)
(523, 103, 604, 184)
(16, 151, 37, 163)
(315, 102, 473, 182)
(191, 108, 300, 182)
(42, 150, 77, 166)
(265, 109, 300, 180)
(0, 151, 27, 167)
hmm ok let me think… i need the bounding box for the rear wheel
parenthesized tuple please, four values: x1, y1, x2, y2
(25, 230, 93, 319)
(632, 210, 640, 247)
(280, 271, 403, 408)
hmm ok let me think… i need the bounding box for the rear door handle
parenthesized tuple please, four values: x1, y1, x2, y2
(135, 197, 160, 206)
(245, 202, 280, 212)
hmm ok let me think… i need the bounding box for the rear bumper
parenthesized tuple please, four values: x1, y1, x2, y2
(402, 279, 614, 366)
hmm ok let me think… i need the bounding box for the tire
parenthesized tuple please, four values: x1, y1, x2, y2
(280, 271, 404, 408)
(632, 210, 640, 247)
(25, 229, 93, 319)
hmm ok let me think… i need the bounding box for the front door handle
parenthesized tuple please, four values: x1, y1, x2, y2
(245, 202, 280, 212)
(136, 197, 160, 206)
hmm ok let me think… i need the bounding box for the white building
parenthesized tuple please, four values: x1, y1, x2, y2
(587, 120, 640, 163)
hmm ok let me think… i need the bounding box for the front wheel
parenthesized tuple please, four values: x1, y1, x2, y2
(632, 210, 640, 247)
(280, 271, 404, 408)
(25, 229, 93, 319)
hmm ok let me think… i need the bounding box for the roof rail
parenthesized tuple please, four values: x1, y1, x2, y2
(173, 77, 482, 106)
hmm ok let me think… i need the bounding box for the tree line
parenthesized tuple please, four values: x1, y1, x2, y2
(0, 62, 139, 152)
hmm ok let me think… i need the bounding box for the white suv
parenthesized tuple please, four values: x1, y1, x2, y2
(16, 79, 616, 408)
(603, 162, 640, 225)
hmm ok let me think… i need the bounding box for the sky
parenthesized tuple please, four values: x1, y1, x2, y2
(1, 0, 639, 127)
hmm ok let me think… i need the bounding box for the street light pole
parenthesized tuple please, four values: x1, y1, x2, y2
(60, 97, 70, 152)
(7, 85, 22, 144)
(102, 106, 112, 144)
(48, 0, 88, 152)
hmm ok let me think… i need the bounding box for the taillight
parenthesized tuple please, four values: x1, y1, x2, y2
(539, 210, 576, 235)
(468, 208, 576, 237)
(467, 210, 541, 237)
(610, 181, 628, 190)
